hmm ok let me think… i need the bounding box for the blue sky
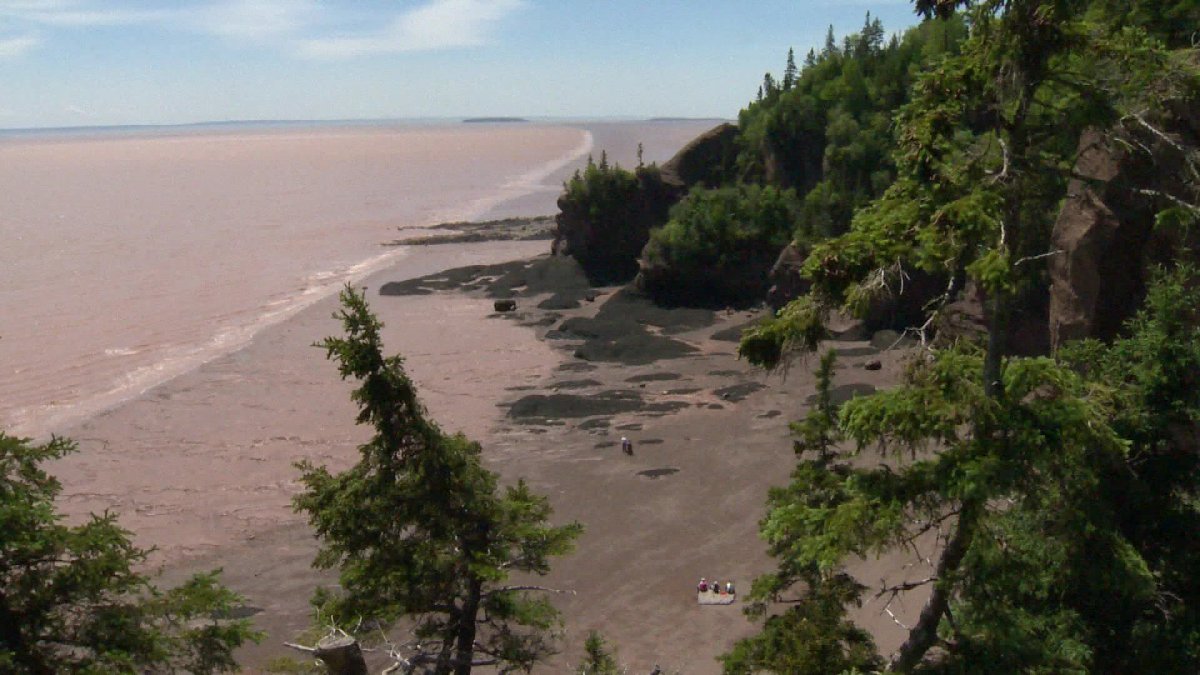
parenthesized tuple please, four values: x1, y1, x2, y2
(0, 0, 922, 129)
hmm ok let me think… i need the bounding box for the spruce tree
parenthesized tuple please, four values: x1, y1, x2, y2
(0, 434, 258, 673)
(294, 286, 582, 674)
(782, 47, 798, 90)
(761, 72, 778, 98)
(735, 1, 1200, 671)
(822, 25, 837, 56)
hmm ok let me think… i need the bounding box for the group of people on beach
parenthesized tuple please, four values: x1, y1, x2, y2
(697, 577, 735, 595)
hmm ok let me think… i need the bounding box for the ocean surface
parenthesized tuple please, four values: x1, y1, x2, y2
(0, 119, 717, 438)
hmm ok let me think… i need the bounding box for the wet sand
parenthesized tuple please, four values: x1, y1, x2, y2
(0, 123, 591, 439)
(23, 117, 936, 673)
(55, 244, 929, 673)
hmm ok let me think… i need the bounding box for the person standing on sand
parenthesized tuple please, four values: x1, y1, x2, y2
(621, 436, 633, 455)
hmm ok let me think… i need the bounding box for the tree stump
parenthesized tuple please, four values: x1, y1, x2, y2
(313, 635, 368, 675)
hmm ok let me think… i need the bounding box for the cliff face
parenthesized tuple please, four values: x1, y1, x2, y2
(658, 122, 739, 188)
(1049, 104, 1200, 350)
(553, 123, 739, 285)
(553, 168, 679, 284)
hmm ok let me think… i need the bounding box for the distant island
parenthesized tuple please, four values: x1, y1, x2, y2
(462, 117, 529, 123)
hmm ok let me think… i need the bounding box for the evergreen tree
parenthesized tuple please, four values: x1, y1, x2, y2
(735, 1, 1200, 671)
(575, 631, 620, 675)
(761, 72, 778, 99)
(737, 16, 968, 232)
(295, 286, 582, 674)
(782, 47, 798, 90)
(822, 25, 837, 56)
(0, 434, 257, 673)
(855, 12, 885, 58)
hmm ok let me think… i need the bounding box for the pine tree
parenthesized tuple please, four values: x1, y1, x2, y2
(782, 47, 798, 90)
(295, 286, 582, 674)
(0, 434, 258, 673)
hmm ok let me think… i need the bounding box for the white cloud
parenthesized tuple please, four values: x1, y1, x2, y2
(0, 1, 165, 26)
(0, 0, 526, 59)
(296, 0, 526, 59)
(0, 33, 38, 56)
(187, 0, 321, 42)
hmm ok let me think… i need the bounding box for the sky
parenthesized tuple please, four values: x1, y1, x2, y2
(0, 0, 923, 129)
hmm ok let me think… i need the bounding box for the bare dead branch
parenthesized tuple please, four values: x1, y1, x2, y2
(1014, 249, 1063, 267)
(481, 585, 576, 599)
(876, 576, 939, 597)
(283, 641, 317, 653)
(1135, 188, 1200, 215)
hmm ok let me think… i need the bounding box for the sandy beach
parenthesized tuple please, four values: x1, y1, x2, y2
(11, 118, 930, 672)
(53, 238, 926, 673)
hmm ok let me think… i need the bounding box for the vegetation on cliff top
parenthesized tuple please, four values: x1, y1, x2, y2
(737, 13, 967, 242)
(640, 184, 798, 307)
(556, 13, 971, 305)
(733, 0, 1200, 672)
(556, 154, 677, 284)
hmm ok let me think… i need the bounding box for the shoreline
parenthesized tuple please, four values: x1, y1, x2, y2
(59, 237, 926, 673)
(2, 124, 594, 441)
(5, 118, 720, 441)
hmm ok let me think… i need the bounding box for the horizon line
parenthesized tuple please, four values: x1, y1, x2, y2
(0, 114, 734, 136)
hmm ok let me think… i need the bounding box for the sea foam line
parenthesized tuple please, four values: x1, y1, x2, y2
(9, 127, 595, 440)
(423, 129, 594, 226)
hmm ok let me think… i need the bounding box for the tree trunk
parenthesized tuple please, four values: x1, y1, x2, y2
(0, 597, 52, 675)
(452, 577, 483, 675)
(887, 500, 979, 672)
(313, 635, 369, 675)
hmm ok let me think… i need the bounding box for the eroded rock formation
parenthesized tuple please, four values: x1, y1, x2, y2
(1049, 106, 1200, 349)
(553, 123, 739, 284)
(658, 122, 739, 188)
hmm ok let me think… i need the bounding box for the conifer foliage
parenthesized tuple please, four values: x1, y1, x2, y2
(0, 434, 257, 674)
(733, 1, 1200, 672)
(575, 631, 621, 675)
(294, 286, 582, 674)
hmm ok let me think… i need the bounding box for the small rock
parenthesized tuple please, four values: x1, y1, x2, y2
(494, 299, 517, 312)
(863, 360, 883, 371)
